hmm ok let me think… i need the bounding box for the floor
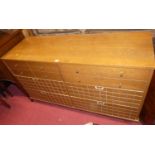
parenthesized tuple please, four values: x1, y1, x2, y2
(0, 85, 141, 125)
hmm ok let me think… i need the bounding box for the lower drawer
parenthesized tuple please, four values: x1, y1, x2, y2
(28, 89, 72, 106)
(46, 92, 71, 106)
(26, 88, 140, 120)
(71, 96, 103, 113)
(16, 76, 68, 95)
(15, 76, 37, 90)
(70, 96, 139, 120)
(66, 82, 144, 108)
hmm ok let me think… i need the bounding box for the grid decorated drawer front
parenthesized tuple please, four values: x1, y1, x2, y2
(71, 97, 103, 113)
(7, 60, 148, 121)
(70, 96, 139, 120)
(15, 76, 68, 95)
(15, 75, 144, 120)
(4, 60, 34, 76)
(60, 64, 151, 81)
(66, 82, 144, 108)
(27, 89, 72, 106)
(66, 82, 106, 101)
(106, 88, 143, 108)
(27, 62, 59, 73)
(101, 105, 138, 120)
(47, 93, 71, 106)
(33, 78, 68, 95)
(15, 76, 37, 90)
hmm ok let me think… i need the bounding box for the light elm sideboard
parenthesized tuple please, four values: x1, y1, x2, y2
(1, 32, 155, 121)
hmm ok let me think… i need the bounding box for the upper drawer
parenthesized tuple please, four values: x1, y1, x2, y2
(27, 62, 60, 73)
(4, 60, 62, 80)
(31, 71, 62, 80)
(4, 60, 28, 69)
(62, 75, 147, 91)
(3, 60, 34, 76)
(27, 61, 62, 80)
(59, 64, 152, 81)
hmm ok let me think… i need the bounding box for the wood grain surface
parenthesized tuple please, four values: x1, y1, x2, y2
(2, 32, 155, 68)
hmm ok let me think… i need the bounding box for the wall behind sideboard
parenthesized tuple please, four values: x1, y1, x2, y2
(32, 29, 155, 37)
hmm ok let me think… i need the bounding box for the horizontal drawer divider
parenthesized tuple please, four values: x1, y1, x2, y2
(30, 97, 71, 106)
(67, 90, 143, 103)
(15, 75, 64, 82)
(73, 107, 137, 121)
(106, 91, 143, 98)
(106, 94, 142, 102)
(71, 102, 138, 114)
(80, 75, 149, 82)
(106, 97, 141, 105)
(25, 89, 69, 97)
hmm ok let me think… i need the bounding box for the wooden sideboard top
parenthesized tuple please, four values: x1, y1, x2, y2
(2, 31, 155, 68)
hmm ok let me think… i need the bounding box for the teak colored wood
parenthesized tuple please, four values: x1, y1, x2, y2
(1, 32, 155, 121)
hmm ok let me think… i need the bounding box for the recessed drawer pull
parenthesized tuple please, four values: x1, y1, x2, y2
(120, 71, 124, 77)
(95, 86, 104, 91)
(118, 83, 122, 88)
(97, 101, 105, 106)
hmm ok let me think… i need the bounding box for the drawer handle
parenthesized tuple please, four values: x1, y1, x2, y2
(97, 101, 105, 106)
(120, 71, 124, 77)
(118, 83, 122, 88)
(95, 86, 104, 91)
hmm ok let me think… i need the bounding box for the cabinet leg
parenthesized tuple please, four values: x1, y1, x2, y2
(30, 98, 34, 102)
(6, 89, 13, 97)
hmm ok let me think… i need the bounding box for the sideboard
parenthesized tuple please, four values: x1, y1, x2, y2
(1, 32, 155, 121)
